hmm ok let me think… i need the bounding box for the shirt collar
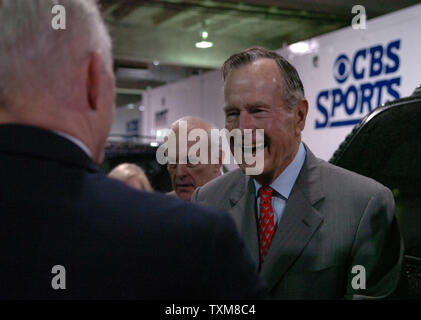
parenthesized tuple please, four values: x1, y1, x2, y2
(54, 130, 92, 158)
(254, 142, 306, 199)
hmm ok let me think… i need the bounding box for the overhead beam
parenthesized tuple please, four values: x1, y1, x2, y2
(108, 0, 149, 21)
(138, 0, 351, 23)
(108, 20, 257, 69)
(230, 0, 418, 18)
(267, 22, 347, 48)
(101, 0, 350, 23)
(152, 7, 184, 25)
(181, 10, 219, 30)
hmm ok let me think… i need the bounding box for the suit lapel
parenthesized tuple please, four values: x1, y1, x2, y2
(260, 148, 325, 290)
(228, 175, 260, 268)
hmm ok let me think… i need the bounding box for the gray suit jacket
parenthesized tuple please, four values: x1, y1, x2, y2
(192, 147, 403, 299)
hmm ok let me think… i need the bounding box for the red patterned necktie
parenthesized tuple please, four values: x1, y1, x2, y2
(258, 186, 275, 265)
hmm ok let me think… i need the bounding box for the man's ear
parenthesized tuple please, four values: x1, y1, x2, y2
(295, 99, 308, 134)
(87, 51, 103, 111)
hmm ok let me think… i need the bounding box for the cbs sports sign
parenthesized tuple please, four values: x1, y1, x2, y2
(279, 4, 421, 160)
(316, 39, 400, 129)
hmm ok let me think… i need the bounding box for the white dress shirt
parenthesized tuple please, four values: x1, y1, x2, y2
(253, 142, 306, 227)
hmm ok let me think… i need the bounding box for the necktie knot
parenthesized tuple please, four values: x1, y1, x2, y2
(259, 186, 274, 198)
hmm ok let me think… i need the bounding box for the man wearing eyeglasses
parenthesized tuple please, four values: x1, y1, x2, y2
(167, 116, 223, 201)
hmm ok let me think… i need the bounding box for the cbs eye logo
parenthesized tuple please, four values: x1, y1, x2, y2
(333, 54, 350, 84)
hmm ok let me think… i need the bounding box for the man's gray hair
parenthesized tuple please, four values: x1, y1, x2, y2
(0, 0, 112, 107)
(222, 46, 305, 109)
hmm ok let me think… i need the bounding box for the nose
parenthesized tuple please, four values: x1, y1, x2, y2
(238, 111, 256, 131)
(175, 164, 188, 177)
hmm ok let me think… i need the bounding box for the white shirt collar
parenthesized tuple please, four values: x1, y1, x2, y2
(254, 142, 306, 199)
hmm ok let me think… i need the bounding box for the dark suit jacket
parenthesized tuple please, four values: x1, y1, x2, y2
(192, 146, 403, 299)
(0, 124, 267, 299)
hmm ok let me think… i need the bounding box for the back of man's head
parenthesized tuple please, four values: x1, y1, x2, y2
(0, 0, 115, 163)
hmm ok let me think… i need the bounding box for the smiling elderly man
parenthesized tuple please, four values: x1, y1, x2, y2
(192, 46, 403, 300)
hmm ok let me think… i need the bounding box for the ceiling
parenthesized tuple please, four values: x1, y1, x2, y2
(100, 0, 420, 102)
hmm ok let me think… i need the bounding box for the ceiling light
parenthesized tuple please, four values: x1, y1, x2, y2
(153, 60, 160, 66)
(289, 40, 319, 55)
(150, 142, 159, 147)
(196, 29, 213, 49)
(195, 40, 213, 48)
(289, 41, 310, 54)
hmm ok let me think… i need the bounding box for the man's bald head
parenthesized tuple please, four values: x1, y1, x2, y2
(170, 116, 216, 133)
(167, 116, 222, 201)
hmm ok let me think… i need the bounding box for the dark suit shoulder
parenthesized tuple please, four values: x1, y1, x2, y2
(0, 128, 267, 299)
(89, 175, 267, 299)
(193, 168, 245, 208)
(86, 172, 230, 233)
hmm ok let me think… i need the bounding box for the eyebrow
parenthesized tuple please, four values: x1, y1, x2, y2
(224, 106, 238, 113)
(245, 101, 270, 108)
(224, 102, 270, 112)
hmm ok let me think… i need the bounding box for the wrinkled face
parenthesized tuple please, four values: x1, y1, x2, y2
(167, 128, 221, 201)
(224, 58, 307, 185)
